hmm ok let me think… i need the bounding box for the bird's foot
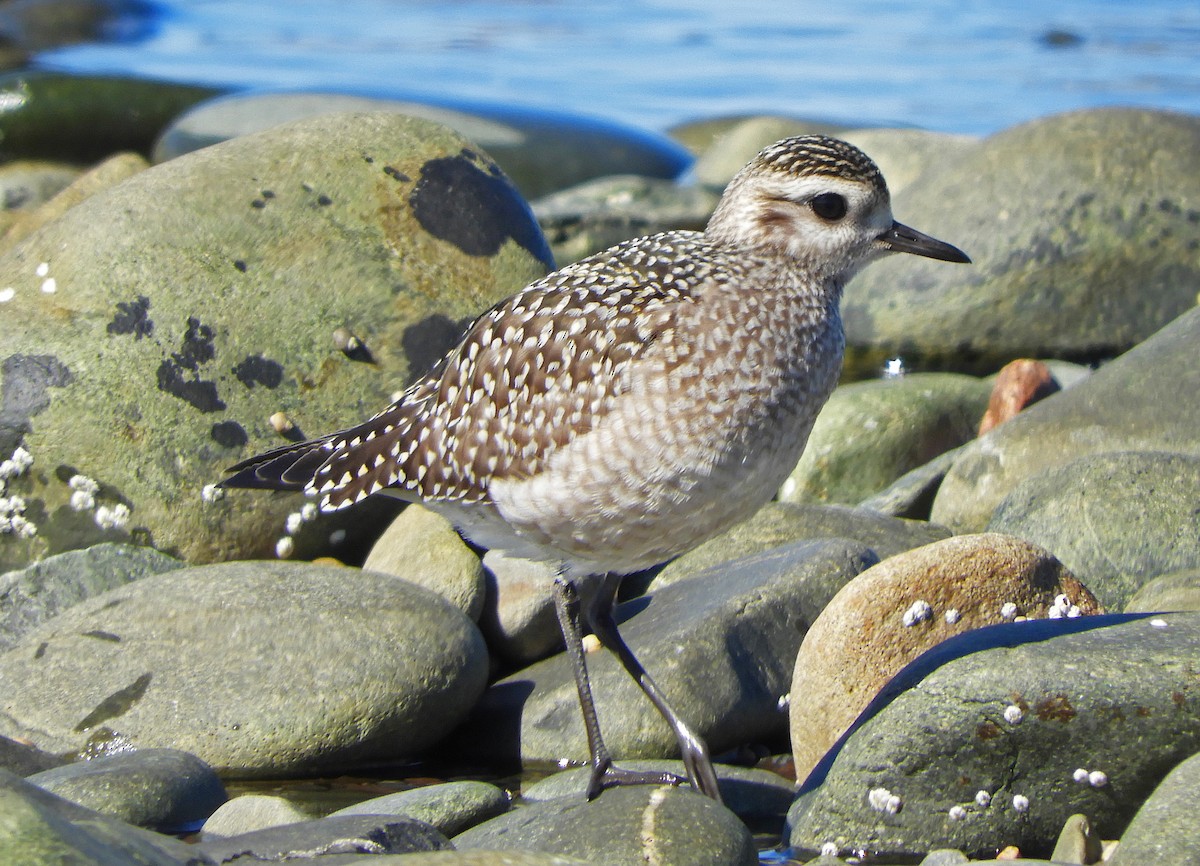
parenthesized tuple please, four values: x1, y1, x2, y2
(585, 756, 688, 800)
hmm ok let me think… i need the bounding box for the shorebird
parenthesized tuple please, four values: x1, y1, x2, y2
(220, 134, 969, 802)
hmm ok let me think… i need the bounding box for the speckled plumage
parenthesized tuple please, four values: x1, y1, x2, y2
(223, 134, 966, 577)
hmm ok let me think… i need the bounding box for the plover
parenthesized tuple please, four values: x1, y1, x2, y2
(220, 134, 969, 801)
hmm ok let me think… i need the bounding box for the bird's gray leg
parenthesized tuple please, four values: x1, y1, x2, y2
(552, 571, 687, 800)
(585, 572, 723, 803)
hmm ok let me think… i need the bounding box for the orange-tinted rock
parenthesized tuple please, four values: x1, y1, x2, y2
(978, 359, 1059, 435)
(789, 532, 1101, 783)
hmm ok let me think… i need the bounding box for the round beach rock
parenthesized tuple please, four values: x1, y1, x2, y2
(843, 108, 1200, 371)
(789, 533, 1101, 784)
(0, 560, 489, 777)
(0, 111, 553, 572)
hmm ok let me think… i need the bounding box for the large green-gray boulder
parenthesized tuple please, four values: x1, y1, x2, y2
(0, 561, 489, 777)
(0, 111, 553, 570)
(843, 108, 1200, 373)
(931, 306, 1200, 531)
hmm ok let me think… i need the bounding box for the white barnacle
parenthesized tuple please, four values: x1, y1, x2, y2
(1003, 704, 1024, 725)
(0, 287, 13, 303)
(902, 599, 933, 627)
(1073, 767, 1090, 784)
(868, 786, 901, 814)
(948, 804, 967, 821)
(1011, 794, 1030, 813)
(70, 489, 96, 512)
(1088, 770, 1108, 788)
(975, 790, 992, 807)
(275, 536, 295, 559)
(285, 512, 304, 535)
(94, 503, 130, 531)
(69, 474, 100, 494)
(35, 262, 49, 277)
(1000, 601, 1019, 620)
(820, 842, 838, 858)
(41, 277, 57, 294)
(300, 502, 318, 521)
(944, 608, 961, 625)
(200, 483, 225, 504)
(883, 357, 905, 378)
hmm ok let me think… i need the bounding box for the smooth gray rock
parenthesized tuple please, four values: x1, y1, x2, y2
(28, 748, 225, 833)
(987, 451, 1200, 610)
(331, 780, 511, 837)
(787, 613, 1200, 860)
(0, 561, 489, 777)
(364, 505, 487, 621)
(932, 305, 1200, 531)
(0, 767, 203, 865)
(521, 761, 794, 821)
(196, 813, 451, 863)
(841, 129, 978, 195)
(0, 733, 64, 776)
(477, 550, 566, 666)
(153, 91, 692, 199)
(0, 160, 78, 212)
(200, 793, 309, 838)
(454, 785, 756, 866)
(0, 111, 553, 571)
(856, 445, 966, 520)
(844, 108, 1200, 372)
(454, 538, 875, 768)
(533, 174, 718, 265)
(687, 116, 850, 187)
(778, 373, 991, 507)
(654, 501, 948, 588)
(1126, 569, 1200, 613)
(0, 542, 185, 651)
(1109, 750, 1200, 866)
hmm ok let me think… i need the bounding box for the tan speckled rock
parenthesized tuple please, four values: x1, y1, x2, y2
(789, 533, 1101, 783)
(364, 505, 486, 621)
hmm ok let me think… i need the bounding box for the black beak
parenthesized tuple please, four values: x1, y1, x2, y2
(880, 221, 971, 263)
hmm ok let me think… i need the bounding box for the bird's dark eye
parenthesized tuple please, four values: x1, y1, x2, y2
(811, 192, 848, 221)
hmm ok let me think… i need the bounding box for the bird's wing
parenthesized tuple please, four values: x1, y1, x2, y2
(222, 232, 709, 511)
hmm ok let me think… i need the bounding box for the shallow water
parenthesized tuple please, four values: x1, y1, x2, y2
(33, 0, 1200, 135)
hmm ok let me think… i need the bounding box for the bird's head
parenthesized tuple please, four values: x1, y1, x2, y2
(706, 134, 969, 280)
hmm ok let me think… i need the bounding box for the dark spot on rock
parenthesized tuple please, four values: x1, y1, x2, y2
(409, 154, 554, 267)
(976, 720, 1001, 740)
(107, 296, 153, 339)
(232, 355, 283, 389)
(172, 318, 216, 371)
(74, 672, 152, 732)
(82, 630, 121, 642)
(157, 361, 225, 413)
(317, 194, 333, 206)
(1035, 694, 1076, 723)
(233, 260, 248, 272)
(251, 199, 266, 209)
(362, 153, 375, 164)
(1172, 691, 1186, 708)
(262, 189, 275, 199)
(210, 420, 248, 448)
(461, 147, 478, 161)
(383, 165, 410, 182)
(1136, 706, 1151, 717)
(402, 313, 473, 378)
(34, 642, 47, 659)
(0, 354, 74, 455)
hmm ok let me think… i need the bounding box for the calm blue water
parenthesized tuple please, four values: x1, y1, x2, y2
(33, 0, 1200, 136)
